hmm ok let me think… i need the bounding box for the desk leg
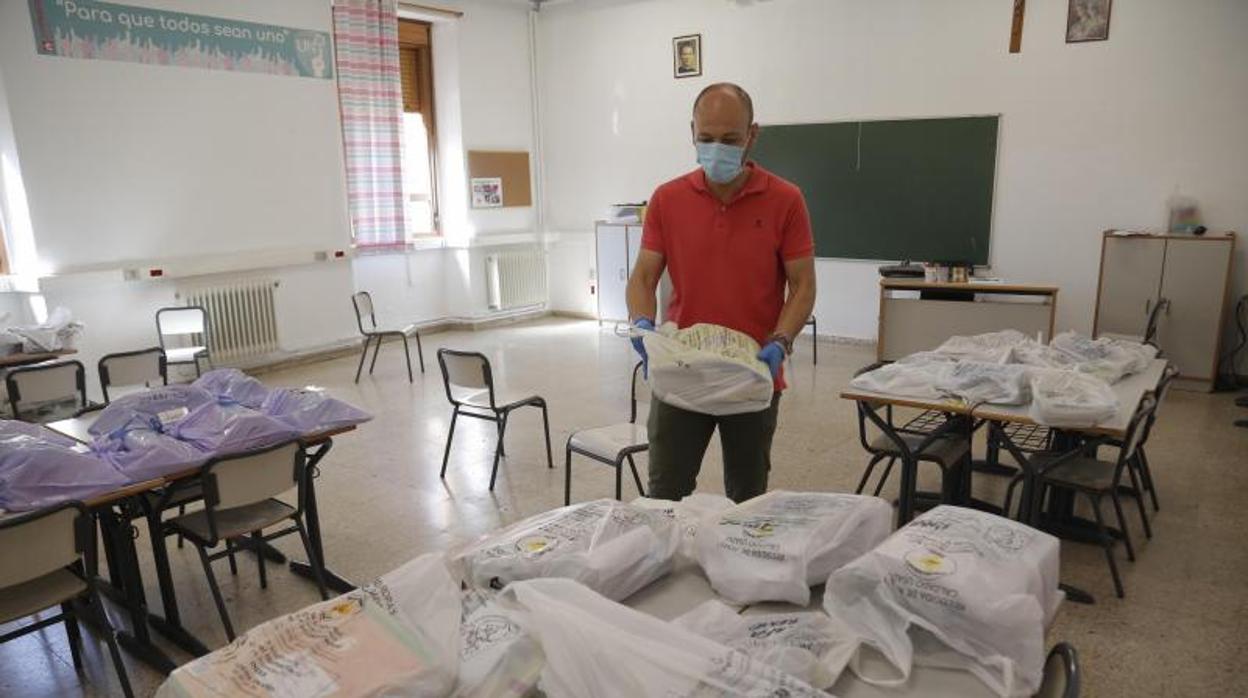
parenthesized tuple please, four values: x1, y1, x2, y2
(288, 440, 355, 594)
(139, 498, 211, 658)
(97, 506, 180, 674)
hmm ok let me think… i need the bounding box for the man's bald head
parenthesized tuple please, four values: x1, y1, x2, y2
(692, 83, 754, 129)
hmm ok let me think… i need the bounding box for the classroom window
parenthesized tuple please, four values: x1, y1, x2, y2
(398, 20, 439, 237)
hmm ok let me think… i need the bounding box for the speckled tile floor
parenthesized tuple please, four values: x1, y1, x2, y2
(2, 317, 1246, 696)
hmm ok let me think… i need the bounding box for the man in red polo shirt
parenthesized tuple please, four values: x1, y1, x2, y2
(626, 82, 816, 502)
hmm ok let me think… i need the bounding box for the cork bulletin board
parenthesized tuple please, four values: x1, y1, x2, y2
(466, 150, 532, 208)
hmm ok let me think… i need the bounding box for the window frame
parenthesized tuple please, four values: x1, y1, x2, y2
(397, 19, 440, 237)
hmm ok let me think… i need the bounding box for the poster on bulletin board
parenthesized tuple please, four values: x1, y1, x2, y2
(26, 0, 333, 79)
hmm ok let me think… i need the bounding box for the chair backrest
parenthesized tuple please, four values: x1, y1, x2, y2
(1142, 298, 1170, 348)
(1118, 393, 1157, 464)
(351, 291, 377, 333)
(438, 349, 495, 407)
(6, 360, 87, 420)
(1036, 643, 1080, 698)
(200, 442, 304, 540)
(629, 361, 650, 424)
(0, 501, 88, 590)
(99, 348, 168, 403)
(156, 306, 209, 357)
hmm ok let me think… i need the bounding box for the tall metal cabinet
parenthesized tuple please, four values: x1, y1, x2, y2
(1093, 231, 1237, 390)
(594, 221, 670, 325)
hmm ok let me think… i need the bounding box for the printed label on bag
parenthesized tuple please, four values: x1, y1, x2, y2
(715, 494, 857, 563)
(156, 406, 189, 427)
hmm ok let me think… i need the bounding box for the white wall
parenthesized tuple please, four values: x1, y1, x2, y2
(537, 0, 1248, 362)
(0, 0, 350, 273)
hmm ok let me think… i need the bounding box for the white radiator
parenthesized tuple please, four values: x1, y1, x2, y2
(179, 279, 280, 362)
(486, 249, 548, 311)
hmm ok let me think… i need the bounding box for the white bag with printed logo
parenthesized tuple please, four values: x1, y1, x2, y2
(453, 589, 544, 698)
(641, 322, 774, 416)
(1028, 368, 1118, 428)
(672, 600, 852, 689)
(502, 577, 824, 698)
(694, 491, 893, 605)
(630, 493, 735, 568)
(450, 499, 679, 601)
(156, 554, 461, 698)
(822, 506, 1062, 697)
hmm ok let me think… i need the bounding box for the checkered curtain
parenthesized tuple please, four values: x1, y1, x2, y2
(332, 0, 405, 247)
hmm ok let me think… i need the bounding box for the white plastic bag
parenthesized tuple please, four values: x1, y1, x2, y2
(823, 506, 1062, 697)
(694, 490, 893, 605)
(451, 499, 679, 601)
(630, 493, 735, 569)
(672, 600, 851, 689)
(935, 362, 1031, 405)
(932, 330, 1032, 364)
(1049, 331, 1156, 384)
(157, 554, 461, 698)
(642, 322, 774, 415)
(848, 358, 952, 400)
(502, 577, 824, 697)
(7, 306, 85, 352)
(454, 589, 544, 698)
(1028, 369, 1118, 428)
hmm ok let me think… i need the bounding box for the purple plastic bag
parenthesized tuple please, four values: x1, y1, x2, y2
(192, 369, 272, 409)
(260, 388, 373, 434)
(170, 402, 301, 457)
(91, 425, 211, 482)
(0, 420, 130, 512)
(90, 385, 217, 438)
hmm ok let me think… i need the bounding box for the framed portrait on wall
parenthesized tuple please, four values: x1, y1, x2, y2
(1066, 0, 1112, 43)
(673, 34, 702, 79)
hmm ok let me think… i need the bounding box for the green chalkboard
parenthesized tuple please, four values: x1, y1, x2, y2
(751, 116, 998, 264)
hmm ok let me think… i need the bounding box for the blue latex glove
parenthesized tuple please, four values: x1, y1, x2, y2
(757, 341, 786, 379)
(631, 318, 655, 375)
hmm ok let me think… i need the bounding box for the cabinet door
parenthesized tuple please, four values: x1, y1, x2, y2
(1095, 237, 1165, 338)
(1157, 239, 1232, 380)
(596, 226, 630, 322)
(626, 225, 643, 275)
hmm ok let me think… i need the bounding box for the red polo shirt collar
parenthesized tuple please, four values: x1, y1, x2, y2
(685, 162, 770, 203)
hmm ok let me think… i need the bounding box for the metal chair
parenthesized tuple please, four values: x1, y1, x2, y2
(164, 441, 328, 641)
(805, 315, 818, 364)
(1023, 395, 1156, 599)
(351, 291, 424, 383)
(1128, 363, 1178, 513)
(98, 347, 168, 403)
(5, 359, 91, 423)
(850, 363, 972, 526)
(565, 362, 648, 504)
(156, 306, 212, 377)
(0, 501, 134, 697)
(1142, 297, 1170, 349)
(1037, 643, 1081, 698)
(438, 349, 553, 491)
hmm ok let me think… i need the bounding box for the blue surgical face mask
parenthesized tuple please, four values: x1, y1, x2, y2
(696, 141, 746, 184)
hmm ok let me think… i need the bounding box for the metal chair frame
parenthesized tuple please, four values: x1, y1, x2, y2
(163, 441, 328, 641)
(565, 361, 648, 504)
(155, 305, 212, 377)
(805, 315, 818, 364)
(0, 501, 134, 697)
(98, 347, 168, 404)
(5, 359, 91, 422)
(437, 349, 554, 490)
(351, 291, 425, 383)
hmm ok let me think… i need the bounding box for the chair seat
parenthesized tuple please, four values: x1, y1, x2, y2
(570, 423, 648, 458)
(1039, 457, 1119, 493)
(165, 346, 207, 364)
(168, 498, 295, 543)
(870, 432, 969, 467)
(0, 568, 86, 625)
(460, 391, 543, 412)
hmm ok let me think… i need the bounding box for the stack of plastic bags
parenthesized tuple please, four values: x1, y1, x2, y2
(192, 368, 271, 409)
(822, 506, 1062, 696)
(260, 387, 374, 434)
(640, 322, 775, 416)
(450, 499, 681, 601)
(0, 420, 128, 512)
(156, 554, 462, 698)
(694, 490, 893, 605)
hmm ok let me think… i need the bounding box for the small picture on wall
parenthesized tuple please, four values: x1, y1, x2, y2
(470, 177, 503, 208)
(1066, 0, 1112, 43)
(673, 34, 702, 79)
